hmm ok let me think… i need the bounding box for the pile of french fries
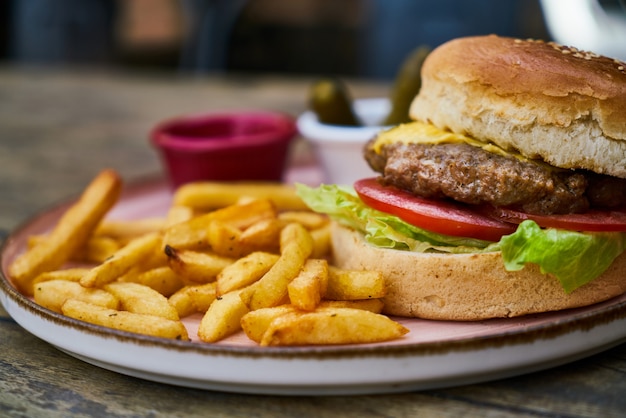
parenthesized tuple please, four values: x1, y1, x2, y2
(9, 169, 408, 346)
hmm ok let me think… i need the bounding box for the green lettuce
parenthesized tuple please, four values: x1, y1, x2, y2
(296, 183, 626, 293)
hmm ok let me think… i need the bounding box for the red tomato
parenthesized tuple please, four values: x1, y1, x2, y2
(483, 206, 626, 232)
(354, 178, 517, 242)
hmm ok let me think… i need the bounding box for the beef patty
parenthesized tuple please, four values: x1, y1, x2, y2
(364, 140, 626, 215)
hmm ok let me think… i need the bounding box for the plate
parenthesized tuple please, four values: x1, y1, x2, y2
(2, 178, 626, 396)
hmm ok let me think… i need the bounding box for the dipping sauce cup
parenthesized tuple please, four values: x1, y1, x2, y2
(150, 111, 297, 188)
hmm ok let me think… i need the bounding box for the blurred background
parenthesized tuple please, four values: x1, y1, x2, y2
(2, 0, 626, 78)
(2, 0, 625, 79)
(0, 0, 553, 80)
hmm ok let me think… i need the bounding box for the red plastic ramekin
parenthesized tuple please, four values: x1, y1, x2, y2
(150, 111, 297, 188)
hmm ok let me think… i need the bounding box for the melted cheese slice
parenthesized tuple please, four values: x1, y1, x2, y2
(371, 121, 529, 162)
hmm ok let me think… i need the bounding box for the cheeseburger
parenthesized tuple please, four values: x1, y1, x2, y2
(298, 35, 626, 320)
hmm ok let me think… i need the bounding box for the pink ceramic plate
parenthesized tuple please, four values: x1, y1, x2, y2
(2, 177, 626, 395)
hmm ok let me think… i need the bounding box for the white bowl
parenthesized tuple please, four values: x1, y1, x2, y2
(297, 98, 391, 185)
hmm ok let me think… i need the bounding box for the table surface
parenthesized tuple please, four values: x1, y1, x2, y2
(1, 65, 625, 418)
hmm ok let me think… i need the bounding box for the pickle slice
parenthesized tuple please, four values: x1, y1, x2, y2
(308, 78, 360, 126)
(384, 46, 431, 125)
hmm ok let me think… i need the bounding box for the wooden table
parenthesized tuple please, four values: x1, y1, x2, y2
(1, 66, 625, 417)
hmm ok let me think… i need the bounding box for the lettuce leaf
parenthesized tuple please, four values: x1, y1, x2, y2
(296, 183, 626, 293)
(499, 220, 626, 292)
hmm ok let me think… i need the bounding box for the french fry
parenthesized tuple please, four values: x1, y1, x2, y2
(165, 205, 194, 227)
(209, 218, 285, 258)
(287, 259, 328, 311)
(240, 223, 313, 310)
(238, 218, 284, 254)
(9, 169, 122, 295)
(278, 211, 329, 230)
(216, 251, 279, 296)
(27, 235, 121, 264)
(197, 289, 249, 343)
(74, 236, 121, 263)
(168, 288, 196, 318)
(184, 282, 218, 313)
(80, 232, 162, 288)
(32, 268, 90, 286)
(169, 282, 217, 317)
(318, 299, 384, 313)
(13, 173, 410, 346)
(260, 308, 409, 346)
(206, 221, 247, 258)
(240, 305, 298, 343)
(104, 282, 180, 321)
(173, 182, 309, 211)
(162, 199, 276, 251)
(34, 279, 119, 313)
(279, 222, 309, 252)
(325, 266, 386, 300)
(95, 217, 165, 241)
(165, 246, 234, 285)
(119, 266, 184, 297)
(62, 299, 188, 340)
(138, 244, 170, 271)
(309, 224, 332, 259)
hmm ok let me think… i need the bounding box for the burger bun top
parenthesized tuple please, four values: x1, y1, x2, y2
(409, 35, 626, 178)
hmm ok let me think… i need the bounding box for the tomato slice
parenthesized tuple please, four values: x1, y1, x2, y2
(483, 206, 626, 232)
(354, 178, 517, 242)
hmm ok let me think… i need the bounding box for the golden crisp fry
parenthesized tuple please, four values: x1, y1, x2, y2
(95, 217, 165, 241)
(169, 282, 217, 317)
(9, 169, 122, 295)
(162, 199, 276, 251)
(119, 265, 184, 297)
(318, 299, 384, 313)
(27, 234, 121, 264)
(138, 244, 170, 271)
(325, 266, 386, 301)
(241, 224, 313, 310)
(197, 289, 249, 343)
(209, 219, 285, 258)
(165, 205, 194, 227)
(62, 299, 188, 340)
(260, 308, 408, 346)
(287, 259, 328, 311)
(165, 246, 234, 285)
(104, 282, 180, 321)
(238, 218, 283, 253)
(173, 182, 309, 211)
(168, 289, 196, 318)
(309, 224, 332, 259)
(216, 251, 279, 296)
(184, 282, 218, 313)
(34, 279, 119, 313)
(15, 173, 408, 346)
(80, 232, 161, 288)
(32, 268, 90, 286)
(240, 305, 298, 343)
(206, 221, 247, 258)
(74, 236, 121, 263)
(277, 211, 328, 230)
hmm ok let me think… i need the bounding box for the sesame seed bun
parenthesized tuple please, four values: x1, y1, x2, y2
(409, 35, 626, 178)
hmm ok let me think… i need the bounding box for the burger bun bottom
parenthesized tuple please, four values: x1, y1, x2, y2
(331, 223, 626, 320)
